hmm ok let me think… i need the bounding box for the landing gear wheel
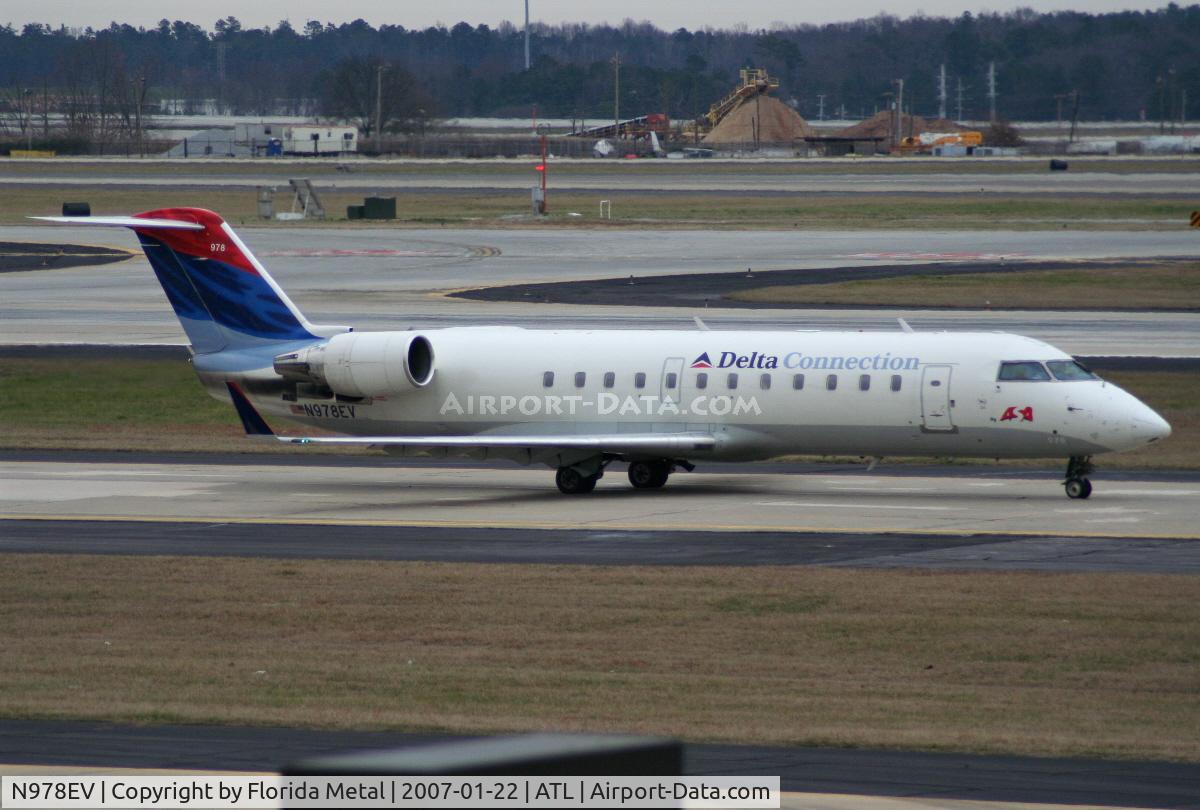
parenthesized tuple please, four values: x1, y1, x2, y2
(556, 467, 599, 495)
(1063, 455, 1095, 500)
(627, 460, 671, 489)
(1065, 478, 1093, 499)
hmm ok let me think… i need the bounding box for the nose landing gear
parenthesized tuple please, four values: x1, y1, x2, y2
(1064, 455, 1094, 499)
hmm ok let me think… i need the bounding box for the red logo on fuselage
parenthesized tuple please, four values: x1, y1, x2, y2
(1001, 406, 1034, 422)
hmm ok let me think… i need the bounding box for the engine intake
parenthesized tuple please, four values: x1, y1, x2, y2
(274, 332, 435, 397)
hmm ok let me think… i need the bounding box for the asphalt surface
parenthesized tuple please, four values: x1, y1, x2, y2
(7, 460, 1200, 534)
(3, 720, 1199, 807)
(0, 241, 129, 273)
(455, 257, 1200, 311)
(3, 224, 1198, 355)
(4, 518, 1200, 573)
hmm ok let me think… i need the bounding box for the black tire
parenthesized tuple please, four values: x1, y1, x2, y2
(1065, 478, 1093, 499)
(627, 460, 670, 489)
(556, 467, 598, 494)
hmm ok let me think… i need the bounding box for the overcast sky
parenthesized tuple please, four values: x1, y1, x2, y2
(5, 0, 1167, 32)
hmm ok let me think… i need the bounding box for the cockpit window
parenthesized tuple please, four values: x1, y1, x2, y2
(998, 361, 1052, 382)
(1047, 360, 1099, 381)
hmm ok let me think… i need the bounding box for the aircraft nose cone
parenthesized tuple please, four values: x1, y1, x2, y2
(1134, 407, 1172, 444)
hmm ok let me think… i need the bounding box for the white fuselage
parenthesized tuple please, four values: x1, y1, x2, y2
(216, 327, 1169, 465)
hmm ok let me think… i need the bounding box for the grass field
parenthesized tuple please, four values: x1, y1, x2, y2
(1, 186, 1193, 230)
(0, 357, 1194, 467)
(1, 555, 1197, 761)
(729, 262, 1200, 310)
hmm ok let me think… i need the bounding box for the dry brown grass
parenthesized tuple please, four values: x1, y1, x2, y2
(1, 185, 1190, 230)
(1, 555, 1198, 761)
(728, 263, 1200, 310)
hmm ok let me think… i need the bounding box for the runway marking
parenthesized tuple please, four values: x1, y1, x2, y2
(824, 486, 939, 493)
(757, 501, 966, 511)
(1097, 489, 1200, 496)
(1053, 507, 1152, 514)
(7, 513, 1196, 540)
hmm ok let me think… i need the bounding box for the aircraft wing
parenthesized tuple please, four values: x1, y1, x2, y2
(226, 383, 715, 455)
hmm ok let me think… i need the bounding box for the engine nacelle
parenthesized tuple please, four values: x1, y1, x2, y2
(274, 332, 435, 398)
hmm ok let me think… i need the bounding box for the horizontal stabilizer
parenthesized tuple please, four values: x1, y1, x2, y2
(30, 215, 205, 230)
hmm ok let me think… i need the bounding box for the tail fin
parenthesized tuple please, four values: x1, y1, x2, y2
(34, 207, 343, 354)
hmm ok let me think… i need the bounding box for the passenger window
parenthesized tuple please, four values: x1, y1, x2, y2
(574, 372, 586, 388)
(859, 374, 870, 391)
(542, 371, 554, 388)
(603, 371, 615, 388)
(695, 372, 708, 390)
(1047, 360, 1099, 381)
(760, 373, 771, 390)
(890, 374, 902, 392)
(727, 373, 739, 390)
(665, 372, 678, 389)
(634, 372, 646, 389)
(826, 374, 837, 391)
(792, 373, 805, 390)
(998, 361, 1052, 382)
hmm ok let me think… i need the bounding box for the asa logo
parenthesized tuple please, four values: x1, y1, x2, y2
(690, 352, 713, 368)
(1001, 406, 1034, 422)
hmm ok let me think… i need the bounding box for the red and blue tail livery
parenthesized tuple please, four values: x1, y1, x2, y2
(35, 207, 325, 353)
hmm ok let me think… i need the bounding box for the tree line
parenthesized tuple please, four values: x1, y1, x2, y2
(1, 5, 1197, 142)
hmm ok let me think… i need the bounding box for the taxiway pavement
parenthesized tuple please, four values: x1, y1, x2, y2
(1, 225, 1198, 355)
(3, 461, 1198, 567)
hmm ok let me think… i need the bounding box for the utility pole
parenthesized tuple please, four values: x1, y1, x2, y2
(23, 88, 32, 151)
(1054, 93, 1068, 134)
(612, 52, 620, 131)
(1069, 90, 1080, 144)
(375, 64, 387, 153)
(1167, 68, 1176, 133)
(956, 78, 964, 122)
(987, 61, 997, 122)
(1182, 88, 1188, 127)
(892, 78, 904, 150)
(938, 64, 947, 119)
(817, 94, 826, 121)
(1158, 75, 1166, 134)
(216, 41, 226, 114)
(524, 0, 530, 70)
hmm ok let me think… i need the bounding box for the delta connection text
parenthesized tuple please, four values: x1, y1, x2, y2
(0, 775, 779, 808)
(692, 350, 922, 372)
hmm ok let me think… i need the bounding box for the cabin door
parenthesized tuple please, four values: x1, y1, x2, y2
(660, 357, 685, 406)
(921, 365, 955, 431)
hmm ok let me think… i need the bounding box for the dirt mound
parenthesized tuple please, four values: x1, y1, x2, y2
(837, 111, 969, 140)
(704, 95, 813, 144)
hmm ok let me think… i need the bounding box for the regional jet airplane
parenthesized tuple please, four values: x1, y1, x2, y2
(37, 208, 1170, 497)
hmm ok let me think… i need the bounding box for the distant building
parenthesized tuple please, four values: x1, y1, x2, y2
(236, 123, 357, 155)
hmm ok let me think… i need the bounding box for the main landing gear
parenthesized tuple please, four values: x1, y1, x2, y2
(1064, 455, 1094, 500)
(555, 466, 601, 495)
(554, 458, 694, 494)
(627, 459, 671, 489)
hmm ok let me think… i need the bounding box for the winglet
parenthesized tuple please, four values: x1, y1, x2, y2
(898, 318, 915, 333)
(225, 382, 275, 436)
